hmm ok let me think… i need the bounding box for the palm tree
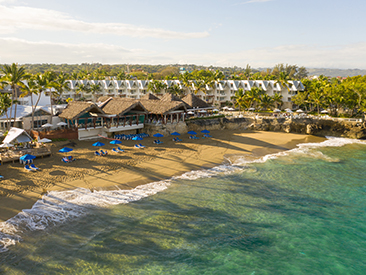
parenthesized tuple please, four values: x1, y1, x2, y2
(89, 83, 102, 101)
(0, 63, 28, 129)
(0, 92, 12, 129)
(272, 93, 283, 109)
(275, 72, 293, 93)
(192, 79, 206, 95)
(147, 80, 167, 95)
(167, 84, 183, 97)
(308, 80, 326, 114)
(233, 88, 250, 114)
(247, 87, 265, 109)
(23, 76, 44, 130)
(76, 83, 90, 100)
(178, 72, 191, 94)
(50, 72, 70, 104)
(259, 94, 274, 111)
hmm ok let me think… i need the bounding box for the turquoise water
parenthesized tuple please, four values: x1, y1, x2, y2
(1, 139, 366, 274)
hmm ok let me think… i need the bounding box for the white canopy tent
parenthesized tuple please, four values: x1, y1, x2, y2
(3, 127, 33, 144)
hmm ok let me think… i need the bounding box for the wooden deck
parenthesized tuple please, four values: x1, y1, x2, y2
(0, 147, 52, 164)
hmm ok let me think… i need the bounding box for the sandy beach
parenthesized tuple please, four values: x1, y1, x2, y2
(0, 130, 325, 222)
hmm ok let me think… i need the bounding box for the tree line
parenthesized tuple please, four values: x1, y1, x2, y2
(1, 62, 366, 133)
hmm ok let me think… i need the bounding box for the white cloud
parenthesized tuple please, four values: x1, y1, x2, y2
(0, 5, 209, 39)
(1, 37, 366, 69)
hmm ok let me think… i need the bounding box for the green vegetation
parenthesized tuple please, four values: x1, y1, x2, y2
(292, 75, 366, 117)
(1, 62, 366, 121)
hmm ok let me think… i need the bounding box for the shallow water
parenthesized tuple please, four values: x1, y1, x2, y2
(1, 138, 366, 274)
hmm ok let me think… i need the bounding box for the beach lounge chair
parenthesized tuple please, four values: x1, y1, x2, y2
(139, 143, 145, 148)
(100, 150, 108, 156)
(176, 138, 182, 142)
(94, 151, 101, 156)
(112, 148, 120, 153)
(24, 165, 35, 172)
(117, 147, 124, 152)
(0, 175, 3, 179)
(67, 156, 75, 162)
(30, 164, 40, 170)
(134, 144, 141, 149)
(62, 157, 70, 163)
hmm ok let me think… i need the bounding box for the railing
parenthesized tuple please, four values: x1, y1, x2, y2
(76, 115, 145, 130)
(0, 146, 52, 164)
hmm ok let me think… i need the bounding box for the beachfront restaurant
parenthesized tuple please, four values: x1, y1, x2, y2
(181, 93, 214, 117)
(140, 96, 187, 125)
(59, 100, 147, 140)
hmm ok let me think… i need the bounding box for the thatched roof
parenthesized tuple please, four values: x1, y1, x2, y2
(141, 93, 160, 100)
(140, 99, 187, 115)
(102, 98, 147, 116)
(59, 101, 105, 120)
(160, 93, 181, 102)
(97, 96, 114, 103)
(181, 93, 210, 109)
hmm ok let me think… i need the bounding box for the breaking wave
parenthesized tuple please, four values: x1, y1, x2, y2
(1, 136, 365, 252)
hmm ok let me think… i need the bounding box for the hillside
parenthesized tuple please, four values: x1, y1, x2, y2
(307, 68, 366, 77)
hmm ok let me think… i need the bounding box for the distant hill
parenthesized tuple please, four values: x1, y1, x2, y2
(307, 68, 366, 77)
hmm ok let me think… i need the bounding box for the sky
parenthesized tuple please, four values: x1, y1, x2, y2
(0, 0, 366, 69)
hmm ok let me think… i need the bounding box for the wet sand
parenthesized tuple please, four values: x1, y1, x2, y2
(0, 130, 325, 222)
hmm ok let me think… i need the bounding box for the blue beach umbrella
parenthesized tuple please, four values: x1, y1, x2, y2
(132, 136, 143, 141)
(201, 130, 210, 134)
(92, 141, 105, 147)
(187, 131, 197, 135)
(171, 132, 181, 136)
(20, 154, 36, 161)
(153, 133, 164, 138)
(59, 147, 73, 153)
(110, 140, 122, 145)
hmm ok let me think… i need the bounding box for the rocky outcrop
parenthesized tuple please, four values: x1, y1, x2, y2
(186, 117, 366, 139)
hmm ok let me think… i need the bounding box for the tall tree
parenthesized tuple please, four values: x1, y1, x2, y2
(23, 75, 44, 130)
(76, 83, 90, 100)
(167, 84, 183, 97)
(147, 80, 167, 94)
(0, 89, 12, 129)
(0, 63, 28, 129)
(259, 94, 274, 111)
(88, 83, 102, 101)
(233, 88, 250, 114)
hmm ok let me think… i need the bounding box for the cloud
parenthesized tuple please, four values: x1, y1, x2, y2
(0, 5, 209, 39)
(1, 37, 366, 69)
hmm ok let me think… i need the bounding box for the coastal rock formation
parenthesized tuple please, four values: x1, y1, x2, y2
(185, 117, 366, 139)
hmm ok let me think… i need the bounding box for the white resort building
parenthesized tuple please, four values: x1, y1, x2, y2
(62, 80, 304, 108)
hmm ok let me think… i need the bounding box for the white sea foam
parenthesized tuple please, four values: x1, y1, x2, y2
(1, 136, 365, 252)
(0, 180, 170, 252)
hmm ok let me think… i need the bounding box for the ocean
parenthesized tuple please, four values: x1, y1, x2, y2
(1, 137, 366, 274)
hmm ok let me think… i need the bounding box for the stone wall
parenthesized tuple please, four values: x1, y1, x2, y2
(187, 117, 366, 139)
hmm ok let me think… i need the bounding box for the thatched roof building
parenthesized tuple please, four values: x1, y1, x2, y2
(101, 98, 147, 116)
(97, 96, 113, 103)
(160, 93, 181, 102)
(139, 99, 187, 115)
(59, 101, 105, 120)
(140, 93, 159, 100)
(181, 93, 210, 109)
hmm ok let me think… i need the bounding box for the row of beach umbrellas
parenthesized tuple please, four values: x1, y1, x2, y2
(56, 130, 212, 155)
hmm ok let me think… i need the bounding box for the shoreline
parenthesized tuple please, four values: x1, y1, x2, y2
(0, 130, 326, 222)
